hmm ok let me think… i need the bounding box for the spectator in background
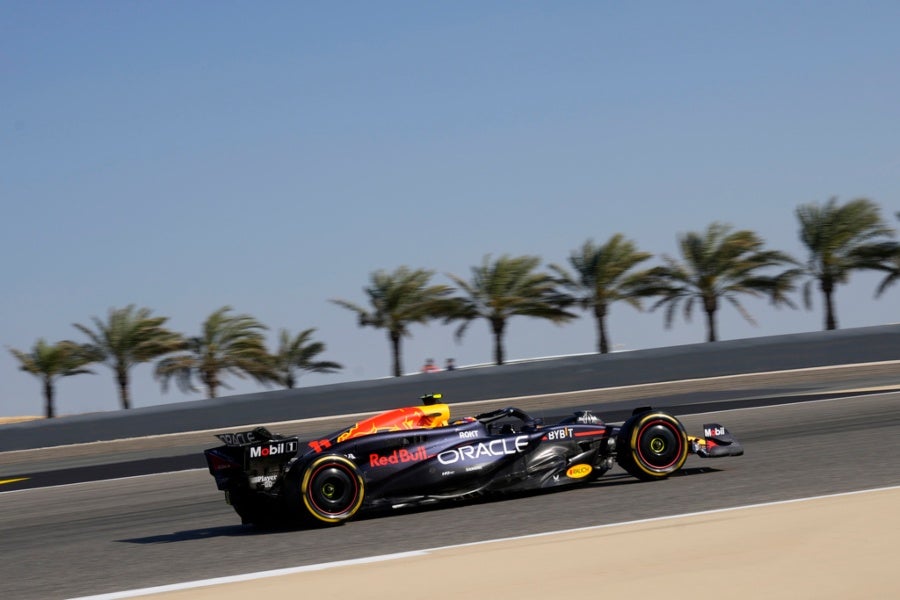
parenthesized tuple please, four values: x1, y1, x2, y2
(445, 358, 456, 371)
(421, 358, 440, 373)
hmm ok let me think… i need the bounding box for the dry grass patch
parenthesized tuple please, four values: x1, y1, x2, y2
(0, 416, 43, 425)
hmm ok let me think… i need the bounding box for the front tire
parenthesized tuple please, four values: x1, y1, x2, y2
(616, 412, 688, 481)
(299, 455, 365, 525)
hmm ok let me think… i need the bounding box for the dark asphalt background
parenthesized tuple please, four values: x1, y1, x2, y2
(3, 324, 900, 451)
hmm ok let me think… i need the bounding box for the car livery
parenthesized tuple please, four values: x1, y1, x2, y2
(204, 393, 743, 527)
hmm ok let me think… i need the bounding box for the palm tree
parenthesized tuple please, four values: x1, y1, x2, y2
(73, 305, 184, 410)
(796, 198, 898, 330)
(875, 212, 900, 300)
(271, 328, 343, 389)
(154, 306, 274, 399)
(549, 235, 654, 354)
(9, 339, 95, 418)
(331, 267, 455, 377)
(644, 222, 799, 342)
(446, 254, 576, 365)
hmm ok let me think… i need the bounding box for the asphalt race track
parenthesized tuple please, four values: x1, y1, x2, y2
(2, 385, 899, 599)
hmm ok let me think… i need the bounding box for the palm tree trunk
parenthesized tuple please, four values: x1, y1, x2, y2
(390, 331, 402, 377)
(491, 318, 506, 365)
(703, 294, 719, 342)
(823, 287, 837, 330)
(117, 371, 131, 410)
(204, 370, 218, 399)
(705, 309, 717, 342)
(595, 305, 609, 354)
(43, 377, 55, 419)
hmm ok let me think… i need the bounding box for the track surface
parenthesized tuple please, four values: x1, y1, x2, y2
(2, 389, 898, 600)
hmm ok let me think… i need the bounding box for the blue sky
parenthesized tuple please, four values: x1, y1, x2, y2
(2, 2, 898, 417)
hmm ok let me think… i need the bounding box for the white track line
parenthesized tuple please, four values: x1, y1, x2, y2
(682, 388, 900, 418)
(68, 485, 900, 600)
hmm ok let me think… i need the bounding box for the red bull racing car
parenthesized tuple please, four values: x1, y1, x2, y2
(204, 394, 743, 527)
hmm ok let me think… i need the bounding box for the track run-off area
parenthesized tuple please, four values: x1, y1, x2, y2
(72, 486, 900, 600)
(1, 365, 899, 599)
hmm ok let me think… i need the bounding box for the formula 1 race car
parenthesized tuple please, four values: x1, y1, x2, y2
(204, 394, 743, 527)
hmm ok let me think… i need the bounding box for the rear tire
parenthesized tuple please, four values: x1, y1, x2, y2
(616, 412, 688, 481)
(298, 455, 365, 525)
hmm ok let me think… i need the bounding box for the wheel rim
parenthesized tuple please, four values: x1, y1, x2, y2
(308, 465, 358, 516)
(636, 420, 683, 471)
(321, 481, 338, 499)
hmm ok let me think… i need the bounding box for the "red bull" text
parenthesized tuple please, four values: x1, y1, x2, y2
(369, 447, 428, 467)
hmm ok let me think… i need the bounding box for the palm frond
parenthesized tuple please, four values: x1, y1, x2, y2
(643, 223, 799, 341)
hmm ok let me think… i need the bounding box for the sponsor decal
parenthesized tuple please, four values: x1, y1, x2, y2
(574, 428, 607, 437)
(705, 426, 726, 437)
(216, 431, 259, 445)
(369, 446, 428, 467)
(566, 464, 593, 479)
(308, 438, 332, 453)
(458, 430, 479, 439)
(249, 441, 298, 458)
(249, 474, 279, 489)
(207, 453, 236, 471)
(437, 435, 530, 465)
(249, 474, 279, 483)
(543, 427, 573, 441)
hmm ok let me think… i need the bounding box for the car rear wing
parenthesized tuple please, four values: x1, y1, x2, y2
(216, 427, 300, 460)
(209, 426, 301, 470)
(206, 426, 302, 491)
(214, 426, 284, 447)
